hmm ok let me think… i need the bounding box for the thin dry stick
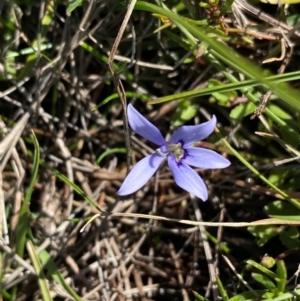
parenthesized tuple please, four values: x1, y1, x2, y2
(81, 212, 300, 231)
(191, 197, 219, 301)
(228, 27, 278, 40)
(56, 137, 74, 216)
(94, 239, 109, 300)
(250, 90, 272, 119)
(287, 264, 300, 285)
(0, 174, 7, 244)
(10, 149, 25, 241)
(106, 52, 173, 70)
(0, 114, 30, 172)
(82, 233, 147, 299)
(252, 37, 291, 119)
(115, 264, 135, 301)
(79, 0, 96, 31)
(169, 243, 189, 301)
(133, 269, 147, 301)
(0, 174, 3, 301)
(234, 0, 300, 38)
(213, 204, 226, 275)
(0, 238, 36, 275)
(274, 156, 300, 167)
(278, 42, 294, 75)
(0, 116, 29, 244)
(33, 0, 45, 115)
(112, 237, 132, 297)
(222, 255, 259, 297)
(262, 38, 286, 64)
(108, 0, 137, 171)
(147, 171, 160, 299)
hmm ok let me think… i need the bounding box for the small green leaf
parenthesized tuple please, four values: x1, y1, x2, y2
(264, 201, 300, 221)
(252, 273, 276, 290)
(279, 227, 300, 249)
(208, 79, 237, 107)
(287, 14, 300, 26)
(268, 169, 292, 186)
(248, 225, 284, 246)
(67, 0, 83, 14)
(262, 291, 276, 299)
(222, 0, 235, 13)
(229, 101, 257, 121)
(247, 260, 278, 280)
(263, 289, 300, 301)
(229, 290, 267, 301)
(172, 101, 197, 126)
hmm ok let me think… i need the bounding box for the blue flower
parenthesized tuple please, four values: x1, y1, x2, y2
(117, 104, 230, 200)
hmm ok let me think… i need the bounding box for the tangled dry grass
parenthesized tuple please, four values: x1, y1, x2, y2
(1, 0, 300, 300)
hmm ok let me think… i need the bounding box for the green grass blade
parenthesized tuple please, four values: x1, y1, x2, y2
(39, 250, 83, 301)
(247, 260, 278, 279)
(67, 0, 83, 14)
(46, 165, 100, 210)
(97, 148, 127, 165)
(149, 71, 300, 104)
(27, 241, 53, 301)
(216, 276, 229, 301)
(134, 1, 300, 113)
(192, 290, 210, 301)
(276, 261, 287, 293)
(15, 131, 40, 258)
(219, 134, 300, 210)
(94, 92, 150, 109)
(263, 289, 300, 301)
(12, 131, 40, 299)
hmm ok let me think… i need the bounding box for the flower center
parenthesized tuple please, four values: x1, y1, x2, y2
(155, 142, 186, 161)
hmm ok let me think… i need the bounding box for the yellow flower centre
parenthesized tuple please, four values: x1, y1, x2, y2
(155, 142, 185, 162)
(169, 143, 185, 160)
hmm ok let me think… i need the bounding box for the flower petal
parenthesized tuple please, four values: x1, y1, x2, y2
(170, 115, 217, 146)
(128, 104, 166, 146)
(117, 154, 165, 195)
(168, 156, 208, 201)
(184, 147, 231, 169)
